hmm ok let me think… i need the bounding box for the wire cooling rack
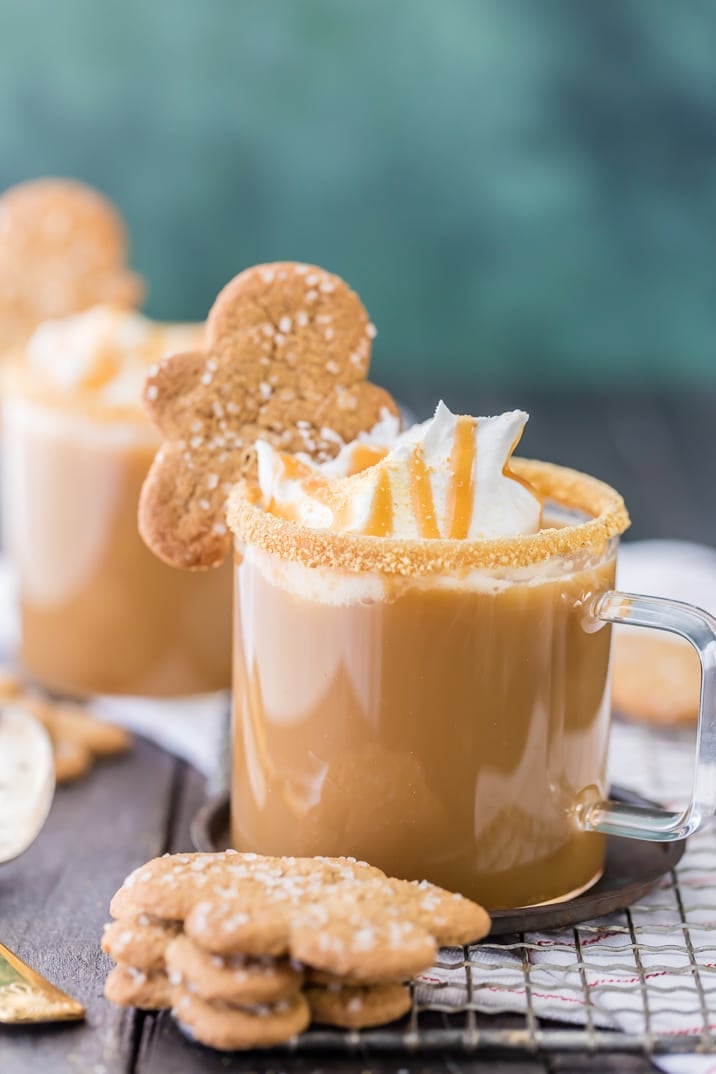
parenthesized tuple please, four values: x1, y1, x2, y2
(281, 720, 716, 1057)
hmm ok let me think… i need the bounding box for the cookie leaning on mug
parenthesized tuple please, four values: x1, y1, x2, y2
(103, 850, 490, 1047)
(138, 261, 399, 569)
(0, 177, 144, 354)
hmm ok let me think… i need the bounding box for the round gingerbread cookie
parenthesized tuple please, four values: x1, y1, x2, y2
(102, 917, 180, 970)
(306, 981, 412, 1029)
(612, 632, 700, 725)
(171, 989, 310, 1051)
(104, 964, 171, 1010)
(165, 934, 303, 1005)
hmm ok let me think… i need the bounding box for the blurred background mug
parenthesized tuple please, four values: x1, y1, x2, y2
(1, 308, 232, 698)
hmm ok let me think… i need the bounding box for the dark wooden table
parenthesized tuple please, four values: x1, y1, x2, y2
(2, 390, 713, 1074)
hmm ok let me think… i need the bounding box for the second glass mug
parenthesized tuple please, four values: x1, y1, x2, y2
(2, 386, 233, 698)
(227, 459, 716, 910)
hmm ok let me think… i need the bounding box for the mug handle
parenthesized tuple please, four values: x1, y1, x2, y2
(578, 590, 716, 842)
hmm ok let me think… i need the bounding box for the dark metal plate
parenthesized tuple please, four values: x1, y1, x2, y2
(191, 785, 685, 935)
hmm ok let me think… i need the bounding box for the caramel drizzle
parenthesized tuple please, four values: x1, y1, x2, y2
(271, 415, 536, 540)
(408, 447, 440, 539)
(362, 468, 394, 537)
(279, 455, 313, 481)
(502, 427, 544, 510)
(78, 345, 121, 391)
(347, 443, 389, 476)
(267, 454, 334, 522)
(444, 416, 477, 539)
(365, 418, 478, 539)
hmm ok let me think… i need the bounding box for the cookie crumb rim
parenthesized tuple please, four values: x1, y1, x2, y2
(227, 458, 630, 576)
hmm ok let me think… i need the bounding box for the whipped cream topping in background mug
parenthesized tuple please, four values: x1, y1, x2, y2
(25, 305, 201, 407)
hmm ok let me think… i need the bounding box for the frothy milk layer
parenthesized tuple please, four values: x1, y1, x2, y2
(25, 305, 202, 407)
(243, 538, 613, 606)
(257, 402, 542, 540)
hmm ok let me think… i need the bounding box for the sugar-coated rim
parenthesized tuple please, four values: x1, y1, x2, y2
(227, 459, 630, 576)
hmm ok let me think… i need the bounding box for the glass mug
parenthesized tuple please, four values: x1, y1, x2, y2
(2, 383, 233, 698)
(227, 460, 716, 910)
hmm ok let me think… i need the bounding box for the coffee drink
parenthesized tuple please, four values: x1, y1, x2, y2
(227, 405, 630, 908)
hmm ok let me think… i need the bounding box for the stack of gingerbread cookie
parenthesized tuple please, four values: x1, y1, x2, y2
(103, 850, 490, 1050)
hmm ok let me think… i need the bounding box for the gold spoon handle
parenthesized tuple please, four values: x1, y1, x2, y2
(0, 942, 84, 1024)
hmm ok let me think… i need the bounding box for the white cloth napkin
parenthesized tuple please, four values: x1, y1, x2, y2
(92, 693, 228, 780)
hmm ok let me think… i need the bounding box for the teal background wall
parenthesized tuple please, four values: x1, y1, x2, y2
(1, 0, 715, 394)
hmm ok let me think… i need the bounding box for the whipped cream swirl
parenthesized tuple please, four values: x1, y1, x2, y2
(256, 402, 542, 540)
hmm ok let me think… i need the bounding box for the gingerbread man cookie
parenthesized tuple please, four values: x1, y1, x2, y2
(139, 262, 398, 569)
(0, 177, 143, 353)
(3, 684, 133, 784)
